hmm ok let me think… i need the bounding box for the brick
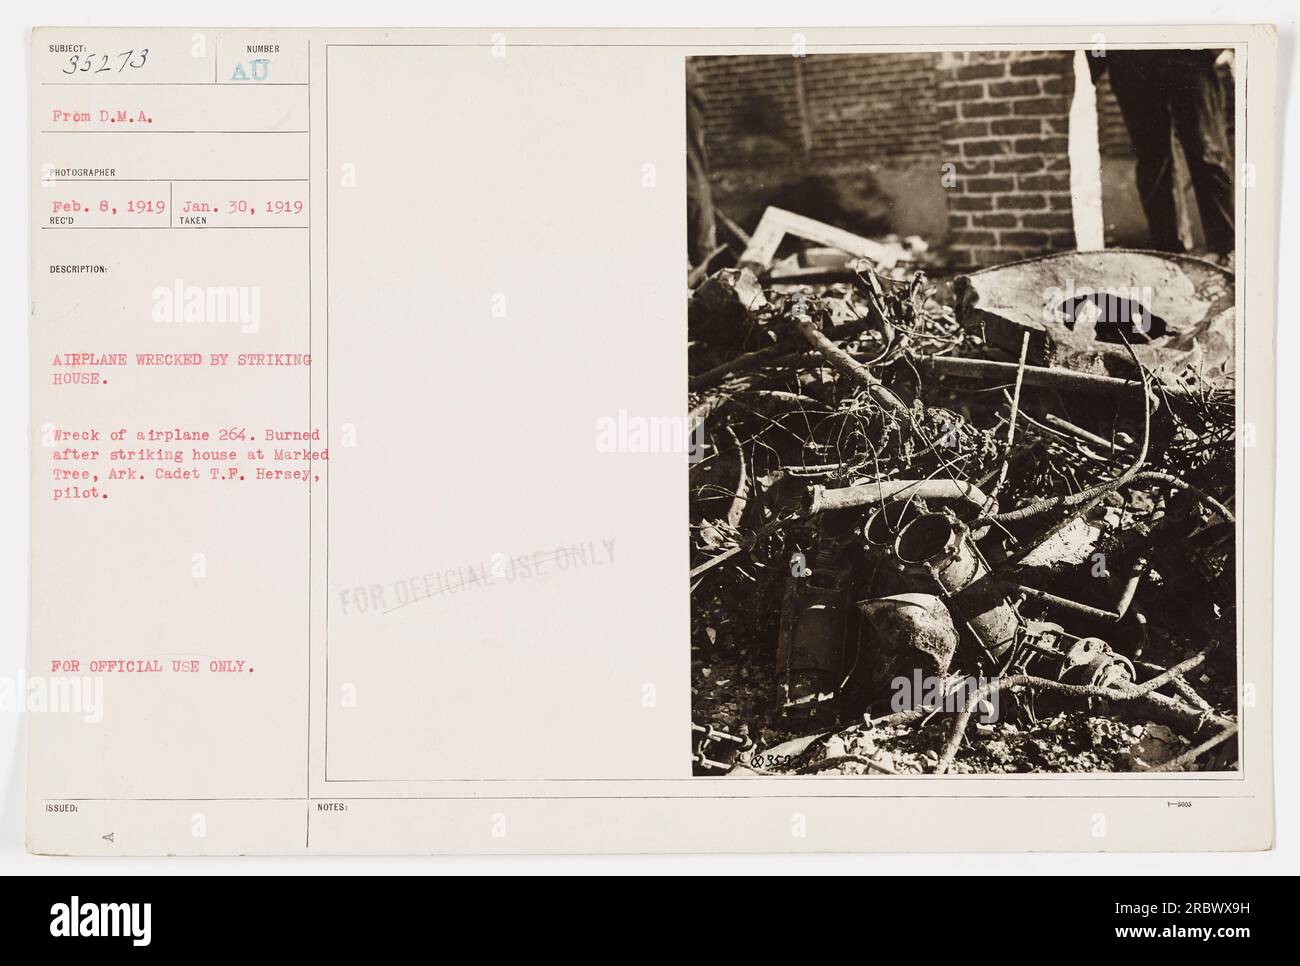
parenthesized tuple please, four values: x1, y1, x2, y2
(988, 79, 1041, 98)
(961, 100, 1012, 119)
(1013, 96, 1071, 117)
(999, 229, 1050, 247)
(965, 176, 1016, 193)
(948, 194, 994, 212)
(936, 82, 988, 102)
(947, 120, 990, 139)
(962, 139, 1011, 158)
(1019, 173, 1071, 191)
(1049, 194, 1074, 210)
(1013, 136, 1070, 156)
(991, 118, 1042, 136)
(996, 193, 1048, 209)
(1009, 56, 1071, 77)
(992, 156, 1045, 173)
(949, 229, 998, 246)
(971, 212, 1019, 228)
(955, 63, 1007, 81)
(1020, 211, 1075, 229)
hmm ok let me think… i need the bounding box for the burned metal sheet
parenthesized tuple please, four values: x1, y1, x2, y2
(955, 249, 1235, 385)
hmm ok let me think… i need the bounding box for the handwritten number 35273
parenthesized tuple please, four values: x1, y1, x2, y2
(63, 49, 149, 75)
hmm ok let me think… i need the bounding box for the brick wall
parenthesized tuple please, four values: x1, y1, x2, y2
(935, 51, 1077, 266)
(692, 51, 1091, 266)
(691, 53, 941, 172)
(692, 52, 1236, 265)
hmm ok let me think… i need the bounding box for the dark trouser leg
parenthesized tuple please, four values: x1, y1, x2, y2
(1169, 53, 1236, 254)
(1107, 53, 1181, 251)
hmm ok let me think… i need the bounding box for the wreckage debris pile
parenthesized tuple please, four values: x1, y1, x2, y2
(688, 230, 1237, 776)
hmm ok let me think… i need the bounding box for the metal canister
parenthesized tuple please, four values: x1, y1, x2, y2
(894, 512, 1020, 658)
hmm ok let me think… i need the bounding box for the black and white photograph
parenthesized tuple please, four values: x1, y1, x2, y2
(688, 48, 1241, 776)
(1, 3, 1292, 897)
